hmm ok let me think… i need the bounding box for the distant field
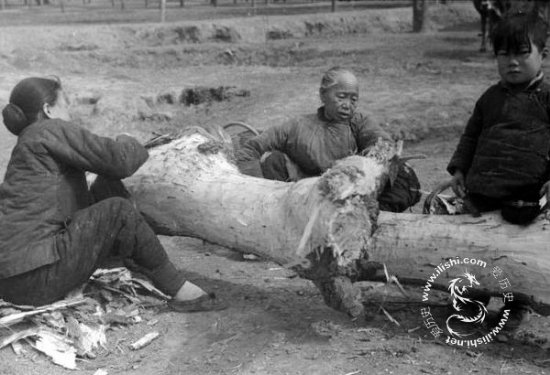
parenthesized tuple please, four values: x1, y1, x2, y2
(0, 0, 414, 25)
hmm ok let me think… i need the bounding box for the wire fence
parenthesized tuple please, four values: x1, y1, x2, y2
(0, 0, 474, 25)
(0, 0, 477, 12)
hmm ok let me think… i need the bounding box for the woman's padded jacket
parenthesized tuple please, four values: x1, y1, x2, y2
(0, 119, 148, 279)
(237, 108, 391, 178)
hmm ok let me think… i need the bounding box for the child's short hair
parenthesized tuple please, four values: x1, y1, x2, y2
(491, 12, 549, 55)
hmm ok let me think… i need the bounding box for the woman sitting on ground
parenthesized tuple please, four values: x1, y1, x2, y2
(0, 76, 224, 311)
(237, 66, 421, 212)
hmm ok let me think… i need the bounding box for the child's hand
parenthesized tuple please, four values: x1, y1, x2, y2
(451, 170, 466, 198)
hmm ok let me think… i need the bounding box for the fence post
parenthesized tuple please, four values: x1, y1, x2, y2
(412, 0, 428, 32)
(0, 0, 4, 10)
(331, 0, 335, 12)
(160, 0, 166, 22)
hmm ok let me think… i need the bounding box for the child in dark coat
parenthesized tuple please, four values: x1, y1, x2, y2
(445, 13, 550, 336)
(0, 76, 224, 312)
(448, 13, 550, 224)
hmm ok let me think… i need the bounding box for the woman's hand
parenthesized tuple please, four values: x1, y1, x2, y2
(450, 170, 466, 198)
(539, 181, 550, 208)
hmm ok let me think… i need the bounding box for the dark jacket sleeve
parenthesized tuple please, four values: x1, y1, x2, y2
(236, 121, 292, 177)
(350, 112, 392, 153)
(447, 99, 484, 176)
(41, 121, 149, 179)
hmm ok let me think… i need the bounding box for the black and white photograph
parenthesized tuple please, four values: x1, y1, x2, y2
(0, 0, 548, 374)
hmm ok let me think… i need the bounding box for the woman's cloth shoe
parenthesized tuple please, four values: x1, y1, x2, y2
(168, 292, 227, 313)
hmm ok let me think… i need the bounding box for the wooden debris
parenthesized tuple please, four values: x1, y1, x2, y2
(130, 331, 160, 350)
(11, 341, 24, 355)
(0, 327, 39, 350)
(383, 264, 409, 299)
(0, 266, 168, 369)
(0, 297, 90, 327)
(91, 267, 170, 301)
(129, 277, 170, 300)
(31, 330, 77, 370)
(66, 316, 107, 358)
(379, 306, 401, 327)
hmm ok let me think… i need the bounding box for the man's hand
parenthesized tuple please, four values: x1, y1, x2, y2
(451, 170, 466, 198)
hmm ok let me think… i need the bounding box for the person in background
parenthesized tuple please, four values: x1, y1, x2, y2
(0, 76, 224, 312)
(237, 66, 421, 213)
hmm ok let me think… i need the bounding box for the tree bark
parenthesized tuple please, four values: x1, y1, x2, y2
(366, 212, 550, 315)
(120, 129, 550, 317)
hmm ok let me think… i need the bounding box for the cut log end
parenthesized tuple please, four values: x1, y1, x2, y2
(326, 196, 377, 268)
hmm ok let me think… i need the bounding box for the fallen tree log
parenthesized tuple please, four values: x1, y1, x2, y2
(120, 128, 550, 317)
(363, 212, 550, 315)
(120, 128, 398, 318)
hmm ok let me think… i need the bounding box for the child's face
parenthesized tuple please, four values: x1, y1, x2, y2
(496, 41, 547, 85)
(321, 72, 359, 122)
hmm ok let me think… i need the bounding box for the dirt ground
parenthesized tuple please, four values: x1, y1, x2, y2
(0, 2, 549, 374)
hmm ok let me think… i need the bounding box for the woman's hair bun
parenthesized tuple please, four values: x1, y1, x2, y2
(2, 103, 29, 136)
